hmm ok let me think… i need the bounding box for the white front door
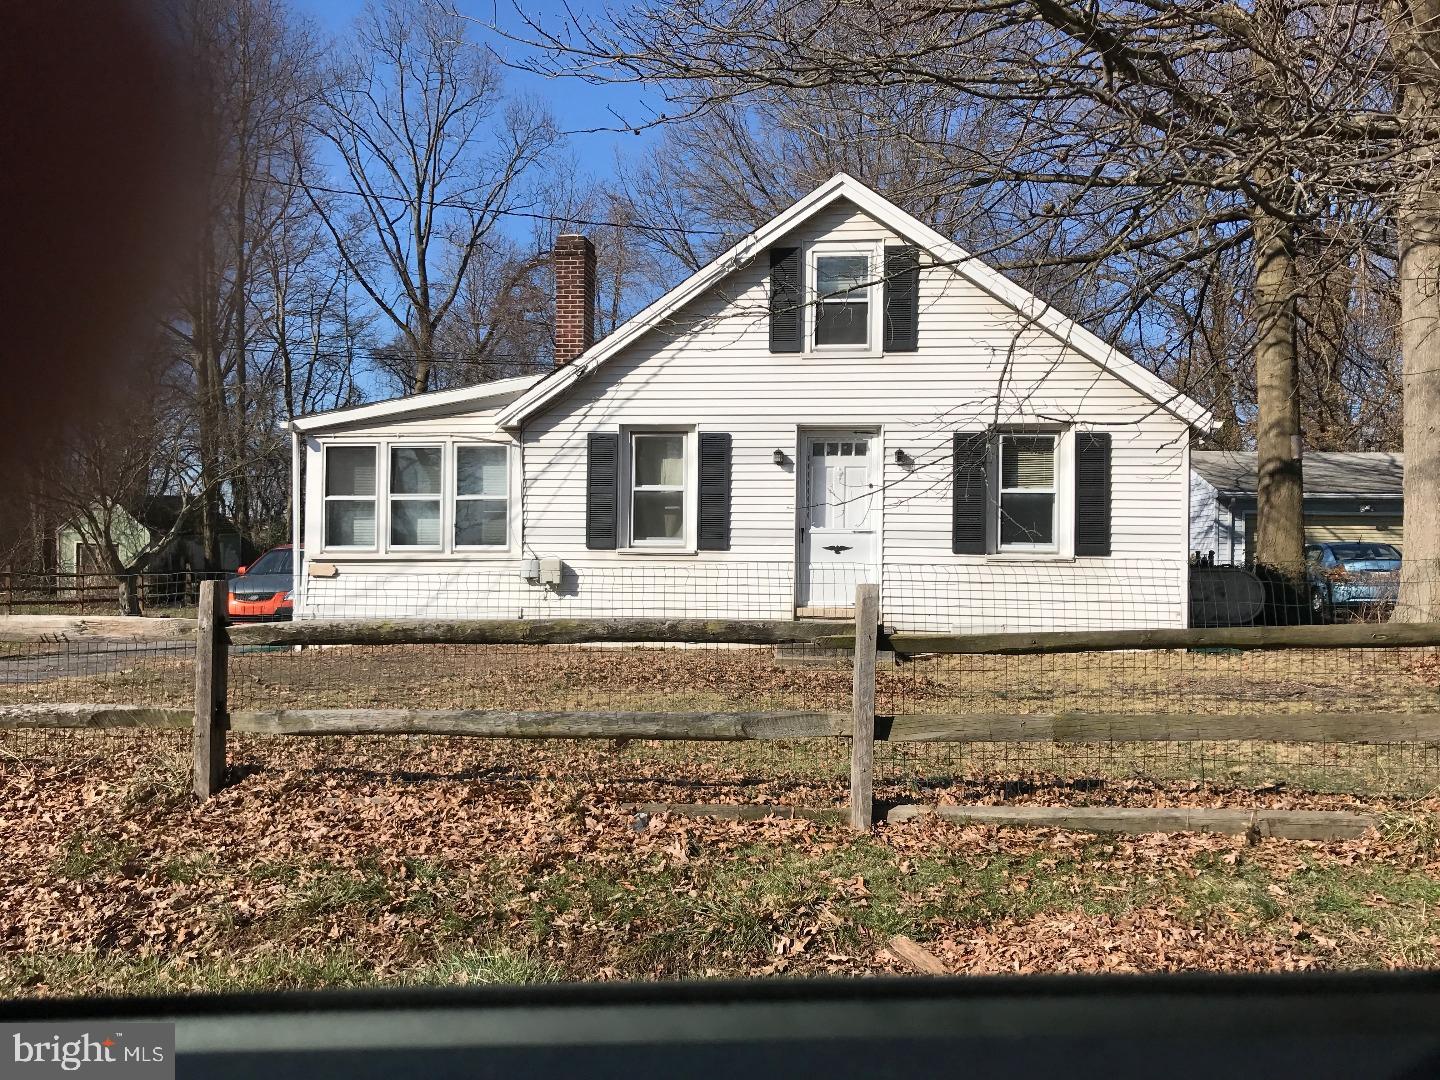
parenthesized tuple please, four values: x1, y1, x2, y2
(798, 430, 879, 608)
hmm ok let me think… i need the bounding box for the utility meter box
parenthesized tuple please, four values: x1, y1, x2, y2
(538, 557, 564, 586)
(521, 557, 540, 583)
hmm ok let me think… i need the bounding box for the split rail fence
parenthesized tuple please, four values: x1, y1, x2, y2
(4, 581, 1440, 840)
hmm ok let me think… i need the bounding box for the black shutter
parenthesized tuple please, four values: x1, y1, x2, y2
(1075, 432, 1112, 556)
(769, 246, 803, 353)
(952, 432, 990, 554)
(697, 432, 732, 551)
(585, 432, 619, 550)
(883, 245, 920, 352)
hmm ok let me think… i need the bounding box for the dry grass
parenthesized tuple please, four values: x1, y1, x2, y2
(5, 729, 1440, 998)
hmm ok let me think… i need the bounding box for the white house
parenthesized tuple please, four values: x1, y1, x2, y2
(290, 175, 1212, 632)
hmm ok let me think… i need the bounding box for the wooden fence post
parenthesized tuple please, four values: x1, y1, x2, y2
(850, 583, 879, 832)
(192, 579, 228, 799)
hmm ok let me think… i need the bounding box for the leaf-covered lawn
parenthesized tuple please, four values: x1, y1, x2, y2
(4, 731, 1440, 998)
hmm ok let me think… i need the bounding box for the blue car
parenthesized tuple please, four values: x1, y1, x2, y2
(1305, 541, 1401, 621)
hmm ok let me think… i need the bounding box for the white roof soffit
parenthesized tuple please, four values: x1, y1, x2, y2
(293, 374, 543, 433)
(495, 173, 1215, 431)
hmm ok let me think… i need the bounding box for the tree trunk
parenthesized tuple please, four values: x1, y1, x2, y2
(1251, 201, 1305, 579)
(117, 575, 141, 616)
(1396, 180, 1440, 621)
(1392, 0, 1440, 622)
(412, 320, 434, 395)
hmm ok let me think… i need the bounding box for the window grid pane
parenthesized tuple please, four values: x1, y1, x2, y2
(816, 255, 869, 296)
(326, 446, 376, 497)
(1001, 435, 1056, 490)
(815, 301, 868, 346)
(1000, 492, 1055, 546)
(326, 500, 376, 547)
(390, 446, 442, 495)
(455, 499, 506, 547)
(633, 490, 684, 542)
(633, 435, 684, 488)
(458, 445, 507, 497)
(390, 499, 441, 546)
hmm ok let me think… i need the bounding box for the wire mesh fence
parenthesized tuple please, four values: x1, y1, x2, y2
(5, 560, 1440, 814)
(1, 571, 232, 616)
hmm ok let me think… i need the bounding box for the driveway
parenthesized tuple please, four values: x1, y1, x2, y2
(0, 640, 192, 685)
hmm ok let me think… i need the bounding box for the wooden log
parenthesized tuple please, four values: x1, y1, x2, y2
(228, 709, 850, 740)
(625, 802, 846, 823)
(885, 935, 948, 976)
(0, 615, 197, 643)
(192, 581, 227, 799)
(885, 803, 1384, 841)
(0, 704, 191, 730)
(227, 616, 852, 648)
(821, 621, 1440, 656)
(879, 711, 1440, 745)
(850, 583, 879, 832)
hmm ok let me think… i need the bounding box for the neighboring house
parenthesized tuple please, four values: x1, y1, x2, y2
(292, 174, 1213, 632)
(57, 496, 243, 583)
(1189, 451, 1404, 565)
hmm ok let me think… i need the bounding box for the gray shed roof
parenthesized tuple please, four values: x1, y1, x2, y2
(1192, 451, 1404, 496)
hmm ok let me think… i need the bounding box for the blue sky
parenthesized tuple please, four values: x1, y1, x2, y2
(290, 0, 665, 179)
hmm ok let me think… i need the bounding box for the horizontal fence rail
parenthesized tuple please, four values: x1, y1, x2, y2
(821, 622, 1440, 655)
(227, 617, 852, 648)
(9, 616, 1440, 651)
(11, 705, 1440, 748)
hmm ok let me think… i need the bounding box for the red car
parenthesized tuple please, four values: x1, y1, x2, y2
(227, 544, 298, 622)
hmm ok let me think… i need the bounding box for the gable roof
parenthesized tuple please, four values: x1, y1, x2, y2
(292, 374, 542, 434)
(496, 173, 1214, 430)
(1193, 451, 1404, 497)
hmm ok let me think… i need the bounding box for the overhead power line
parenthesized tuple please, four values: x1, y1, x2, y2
(244, 171, 733, 238)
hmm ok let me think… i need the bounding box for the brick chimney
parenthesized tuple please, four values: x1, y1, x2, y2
(553, 233, 596, 366)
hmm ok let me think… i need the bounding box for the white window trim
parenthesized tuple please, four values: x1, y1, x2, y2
(981, 427, 1074, 559)
(453, 442, 510, 551)
(386, 444, 445, 552)
(620, 427, 697, 553)
(321, 442, 379, 553)
(996, 432, 1059, 554)
(315, 438, 518, 560)
(805, 240, 884, 357)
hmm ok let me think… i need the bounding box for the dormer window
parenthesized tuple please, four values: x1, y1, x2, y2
(806, 243, 882, 352)
(814, 253, 871, 347)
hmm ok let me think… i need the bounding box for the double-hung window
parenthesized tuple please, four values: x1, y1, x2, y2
(998, 433, 1057, 551)
(388, 446, 442, 548)
(630, 433, 686, 546)
(455, 444, 508, 548)
(324, 445, 377, 549)
(813, 252, 872, 348)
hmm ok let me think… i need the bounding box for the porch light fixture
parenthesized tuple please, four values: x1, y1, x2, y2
(772, 449, 788, 466)
(894, 448, 913, 467)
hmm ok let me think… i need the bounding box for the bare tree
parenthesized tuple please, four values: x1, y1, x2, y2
(305, 0, 558, 395)
(27, 349, 202, 614)
(165, 0, 317, 566)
